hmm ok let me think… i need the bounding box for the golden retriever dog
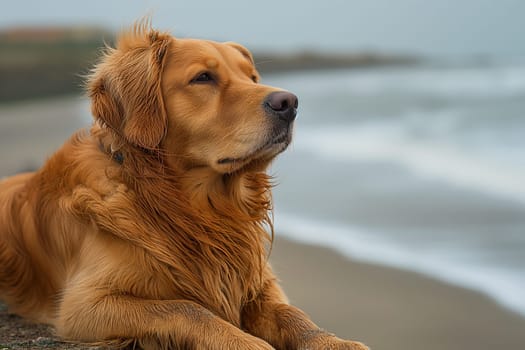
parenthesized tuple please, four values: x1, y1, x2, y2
(0, 21, 368, 350)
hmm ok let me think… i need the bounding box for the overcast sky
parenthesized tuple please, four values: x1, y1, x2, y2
(1, 0, 524, 58)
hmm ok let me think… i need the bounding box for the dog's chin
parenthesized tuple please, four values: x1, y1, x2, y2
(215, 130, 292, 174)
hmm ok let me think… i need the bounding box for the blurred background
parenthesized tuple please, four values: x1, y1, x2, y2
(1, 1, 525, 349)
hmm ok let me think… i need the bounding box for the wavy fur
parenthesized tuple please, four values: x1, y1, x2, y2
(0, 22, 368, 350)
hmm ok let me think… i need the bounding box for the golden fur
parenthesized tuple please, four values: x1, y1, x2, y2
(0, 21, 368, 350)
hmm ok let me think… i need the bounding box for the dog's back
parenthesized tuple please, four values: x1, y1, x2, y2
(0, 149, 86, 324)
(0, 172, 49, 321)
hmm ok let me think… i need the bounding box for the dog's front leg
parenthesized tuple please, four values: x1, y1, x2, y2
(56, 292, 274, 350)
(241, 278, 368, 350)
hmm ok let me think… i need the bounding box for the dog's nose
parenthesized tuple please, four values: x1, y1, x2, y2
(264, 91, 298, 123)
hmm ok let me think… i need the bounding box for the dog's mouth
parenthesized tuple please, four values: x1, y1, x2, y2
(218, 127, 292, 166)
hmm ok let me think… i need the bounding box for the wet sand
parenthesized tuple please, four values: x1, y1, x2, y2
(270, 237, 525, 350)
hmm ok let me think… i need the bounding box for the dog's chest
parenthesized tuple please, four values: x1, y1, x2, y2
(174, 248, 262, 326)
(96, 198, 267, 326)
(137, 243, 262, 327)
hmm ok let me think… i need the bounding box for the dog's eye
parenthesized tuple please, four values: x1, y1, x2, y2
(251, 75, 258, 83)
(191, 72, 214, 84)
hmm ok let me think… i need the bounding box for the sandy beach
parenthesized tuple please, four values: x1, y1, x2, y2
(1, 97, 525, 349)
(270, 238, 525, 350)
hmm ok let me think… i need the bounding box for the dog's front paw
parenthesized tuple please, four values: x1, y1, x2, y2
(299, 332, 369, 350)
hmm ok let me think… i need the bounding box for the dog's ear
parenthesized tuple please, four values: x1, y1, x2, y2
(224, 42, 255, 64)
(88, 75, 123, 136)
(88, 25, 170, 149)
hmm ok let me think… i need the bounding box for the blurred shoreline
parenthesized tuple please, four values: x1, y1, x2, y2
(0, 25, 418, 103)
(271, 237, 525, 350)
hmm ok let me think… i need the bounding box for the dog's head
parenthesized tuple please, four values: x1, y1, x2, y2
(88, 22, 297, 174)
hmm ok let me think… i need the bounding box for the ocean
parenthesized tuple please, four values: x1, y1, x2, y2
(263, 62, 525, 318)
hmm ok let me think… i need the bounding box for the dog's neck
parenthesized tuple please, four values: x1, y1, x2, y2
(94, 123, 273, 221)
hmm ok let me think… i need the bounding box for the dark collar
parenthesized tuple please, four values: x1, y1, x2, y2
(98, 141, 124, 165)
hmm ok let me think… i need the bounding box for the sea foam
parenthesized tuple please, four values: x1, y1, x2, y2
(275, 212, 525, 318)
(292, 123, 525, 205)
